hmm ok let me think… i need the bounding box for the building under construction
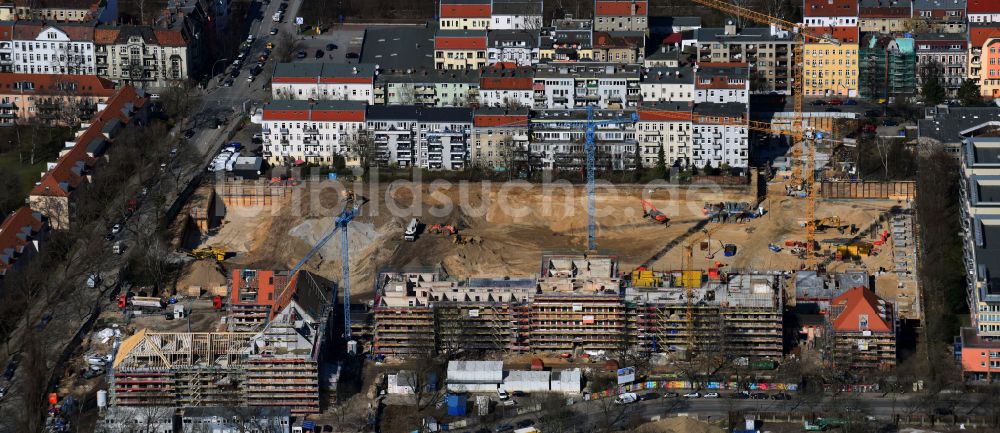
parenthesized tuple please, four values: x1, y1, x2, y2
(372, 255, 784, 359)
(110, 272, 332, 414)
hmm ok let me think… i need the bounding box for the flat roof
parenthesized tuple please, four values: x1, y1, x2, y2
(919, 107, 1000, 144)
(696, 27, 793, 43)
(974, 218, 1000, 296)
(642, 66, 694, 84)
(535, 62, 640, 79)
(361, 26, 435, 71)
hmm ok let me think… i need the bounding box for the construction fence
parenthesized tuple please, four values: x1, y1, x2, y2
(215, 179, 289, 208)
(818, 181, 915, 200)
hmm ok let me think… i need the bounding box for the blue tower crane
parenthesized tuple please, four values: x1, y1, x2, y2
(285, 203, 359, 343)
(544, 105, 638, 250)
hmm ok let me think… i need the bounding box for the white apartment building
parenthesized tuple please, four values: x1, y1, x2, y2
(366, 106, 473, 170)
(529, 109, 638, 171)
(94, 26, 191, 89)
(491, 0, 543, 30)
(255, 100, 367, 166)
(487, 30, 540, 66)
(532, 63, 640, 110)
(694, 63, 750, 104)
(439, 0, 491, 30)
(637, 102, 694, 167)
(802, 0, 859, 28)
(12, 22, 95, 75)
(640, 67, 695, 102)
(471, 108, 530, 170)
(691, 102, 749, 168)
(479, 65, 534, 108)
(271, 63, 377, 103)
(374, 69, 480, 107)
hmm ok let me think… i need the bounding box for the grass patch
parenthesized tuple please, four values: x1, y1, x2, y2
(0, 126, 74, 215)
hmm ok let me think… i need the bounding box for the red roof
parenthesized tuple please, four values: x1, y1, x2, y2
(969, 0, 1000, 13)
(0, 74, 117, 98)
(440, 4, 491, 18)
(94, 28, 119, 44)
(0, 207, 44, 275)
(0, 24, 12, 41)
(262, 108, 365, 122)
(154, 30, 187, 47)
(830, 286, 893, 333)
(30, 86, 145, 198)
(803, 0, 858, 17)
(806, 26, 859, 43)
(859, 6, 909, 18)
(435, 36, 487, 51)
(480, 64, 534, 90)
(637, 109, 692, 122)
(595, 0, 647, 16)
(473, 114, 528, 127)
(971, 27, 1000, 47)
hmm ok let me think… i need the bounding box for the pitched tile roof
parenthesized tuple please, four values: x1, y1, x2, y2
(594, 0, 648, 16)
(969, 0, 1000, 13)
(970, 25, 1000, 47)
(435, 31, 488, 50)
(440, 3, 491, 18)
(0, 207, 45, 276)
(480, 64, 534, 90)
(261, 100, 366, 122)
(154, 29, 187, 47)
(803, 0, 859, 17)
(0, 74, 116, 97)
(830, 286, 893, 333)
(94, 27, 119, 44)
(473, 108, 529, 127)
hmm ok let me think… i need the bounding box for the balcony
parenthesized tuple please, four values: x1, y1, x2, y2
(304, 127, 319, 135)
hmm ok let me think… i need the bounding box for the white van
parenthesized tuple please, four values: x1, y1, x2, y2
(272, 11, 282, 22)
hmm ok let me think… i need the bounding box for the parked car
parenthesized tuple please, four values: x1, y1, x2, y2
(882, 118, 899, 126)
(270, 27, 279, 35)
(247, 74, 256, 83)
(326, 43, 338, 50)
(183, 128, 196, 139)
(730, 392, 749, 399)
(82, 368, 104, 379)
(278, 2, 288, 10)
(230, 69, 240, 78)
(315, 49, 324, 58)
(825, 107, 841, 112)
(844, 99, 858, 105)
(750, 393, 768, 400)
(639, 393, 660, 401)
(223, 78, 233, 87)
(864, 109, 881, 118)
(828, 98, 843, 105)
(664, 392, 680, 398)
(497, 389, 509, 400)
(771, 393, 791, 400)
(346, 52, 360, 59)
(494, 423, 513, 433)
(296, 50, 307, 59)
(683, 392, 701, 398)
(111, 223, 123, 234)
(3, 356, 20, 380)
(704, 392, 720, 398)
(811, 99, 827, 106)
(515, 420, 535, 429)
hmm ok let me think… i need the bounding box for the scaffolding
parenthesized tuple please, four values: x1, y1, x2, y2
(859, 34, 916, 99)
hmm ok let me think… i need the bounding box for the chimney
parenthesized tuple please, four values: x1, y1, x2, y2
(724, 20, 736, 36)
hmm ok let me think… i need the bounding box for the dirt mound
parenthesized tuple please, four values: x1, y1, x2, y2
(176, 260, 227, 296)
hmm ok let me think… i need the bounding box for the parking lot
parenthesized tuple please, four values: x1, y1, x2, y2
(286, 27, 365, 64)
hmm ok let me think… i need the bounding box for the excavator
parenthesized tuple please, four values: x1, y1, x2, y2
(640, 200, 670, 225)
(187, 247, 226, 261)
(427, 224, 458, 236)
(803, 216, 845, 232)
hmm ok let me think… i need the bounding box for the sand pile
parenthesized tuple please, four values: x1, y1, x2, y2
(175, 260, 227, 296)
(633, 416, 725, 433)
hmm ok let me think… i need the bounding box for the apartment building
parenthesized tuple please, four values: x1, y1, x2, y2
(93, 26, 190, 89)
(859, 34, 916, 99)
(471, 107, 530, 170)
(491, 0, 543, 30)
(479, 63, 534, 108)
(968, 0, 1000, 23)
(912, 0, 966, 34)
(827, 286, 897, 370)
(373, 256, 784, 359)
(439, 0, 491, 30)
(803, 26, 860, 97)
(532, 63, 640, 109)
(538, 16, 593, 62)
(12, 22, 95, 75)
(487, 30, 540, 66)
(640, 67, 695, 102)
(0, 207, 46, 282)
(373, 68, 480, 107)
(694, 63, 750, 104)
(111, 280, 330, 414)
(591, 31, 645, 63)
(1, 0, 112, 22)
(960, 137, 1000, 342)
(858, 0, 911, 34)
(695, 24, 796, 94)
(692, 102, 749, 168)
(593, 0, 648, 33)
(435, 30, 488, 70)
(802, 0, 859, 27)
(636, 101, 693, 167)
(229, 268, 313, 332)
(529, 109, 638, 171)
(914, 33, 967, 95)
(969, 24, 1000, 99)
(0, 73, 116, 125)
(270, 63, 376, 103)
(626, 272, 785, 359)
(256, 100, 366, 166)
(0, 23, 11, 73)
(366, 105, 472, 170)
(28, 86, 146, 230)
(959, 327, 1000, 382)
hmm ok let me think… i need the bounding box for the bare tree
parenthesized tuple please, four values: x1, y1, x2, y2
(275, 32, 297, 63)
(346, 130, 376, 174)
(159, 83, 200, 123)
(396, 84, 416, 105)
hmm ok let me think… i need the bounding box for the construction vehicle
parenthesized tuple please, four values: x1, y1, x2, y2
(116, 295, 164, 311)
(640, 200, 670, 225)
(187, 247, 227, 261)
(404, 218, 419, 241)
(804, 418, 847, 431)
(803, 217, 844, 232)
(428, 224, 457, 236)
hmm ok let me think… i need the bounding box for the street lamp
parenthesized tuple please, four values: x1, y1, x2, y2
(211, 58, 229, 79)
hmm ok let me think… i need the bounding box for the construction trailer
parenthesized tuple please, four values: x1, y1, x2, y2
(372, 255, 783, 360)
(110, 281, 332, 415)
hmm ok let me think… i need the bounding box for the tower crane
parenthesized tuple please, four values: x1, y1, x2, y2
(284, 199, 360, 348)
(687, 0, 842, 268)
(544, 105, 638, 251)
